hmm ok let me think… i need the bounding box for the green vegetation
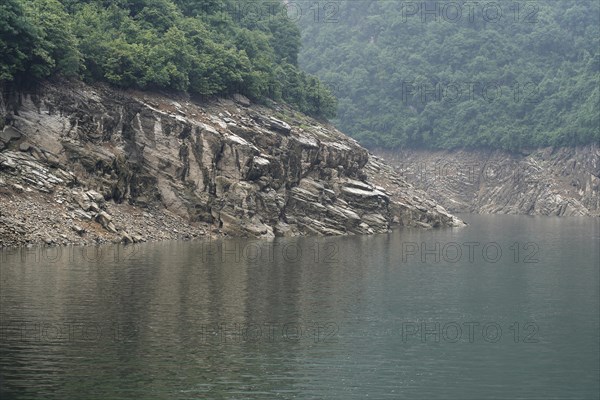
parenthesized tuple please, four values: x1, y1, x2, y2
(0, 0, 336, 118)
(297, 0, 599, 150)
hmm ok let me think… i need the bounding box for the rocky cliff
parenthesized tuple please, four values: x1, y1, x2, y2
(0, 80, 462, 247)
(375, 146, 600, 217)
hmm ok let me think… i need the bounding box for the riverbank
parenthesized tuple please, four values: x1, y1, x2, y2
(374, 145, 600, 216)
(0, 187, 209, 247)
(1, 80, 462, 248)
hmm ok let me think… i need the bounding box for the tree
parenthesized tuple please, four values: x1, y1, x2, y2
(296, 0, 600, 149)
(0, 0, 35, 81)
(1, 0, 79, 82)
(2, 0, 336, 119)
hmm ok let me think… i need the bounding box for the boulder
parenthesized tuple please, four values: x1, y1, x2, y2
(96, 211, 118, 233)
(121, 231, 134, 244)
(86, 190, 105, 204)
(269, 118, 291, 134)
(0, 126, 22, 146)
(233, 93, 251, 107)
(19, 142, 32, 152)
(72, 225, 86, 235)
(73, 209, 93, 221)
(131, 234, 145, 243)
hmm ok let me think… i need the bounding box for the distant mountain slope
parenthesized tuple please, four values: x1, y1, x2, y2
(297, 0, 600, 150)
(376, 145, 600, 216)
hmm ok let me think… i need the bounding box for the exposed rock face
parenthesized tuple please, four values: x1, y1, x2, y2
(0, 81, 462, 247)
(375, 146, 600, 217)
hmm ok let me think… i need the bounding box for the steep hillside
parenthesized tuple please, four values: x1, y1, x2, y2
(376, 146, 600, 216)
(0, 80, 462, 247)
(298, 0, 599, 150)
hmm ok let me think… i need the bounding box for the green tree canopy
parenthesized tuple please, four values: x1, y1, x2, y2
(297, 0, 599, 150)
(1, 0, 336, 119)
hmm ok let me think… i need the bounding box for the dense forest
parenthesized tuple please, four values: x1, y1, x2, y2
(298, 0, 600, 150)
(2, 1, 598, 149)
(0, 0, 337, 118)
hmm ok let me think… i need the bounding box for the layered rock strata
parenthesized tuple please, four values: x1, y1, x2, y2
(0, 81, 462, 247)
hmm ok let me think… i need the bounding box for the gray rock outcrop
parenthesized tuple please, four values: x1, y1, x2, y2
(0, 81, 462, 247)
(376, 146, 600, 217)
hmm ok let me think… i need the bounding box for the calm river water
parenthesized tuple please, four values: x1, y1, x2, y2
(1, 215, 598, 399)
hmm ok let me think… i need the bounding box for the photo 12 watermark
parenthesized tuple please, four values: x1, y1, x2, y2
(399, 241, 540, 264)
(0, 243, 140, 265)
(396, 161, 542, 185)
(0, 320, 140, 344)
(0, 320, 340, 345)
(198, 1, 341, 24)
(0, 241, 340, 265)
(193, 321, 339, 344)
(400, 80, 541, 105)
(398, 1, 540, 24)
(355, 320, 540, 343)
(199, 240, 339, 263)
